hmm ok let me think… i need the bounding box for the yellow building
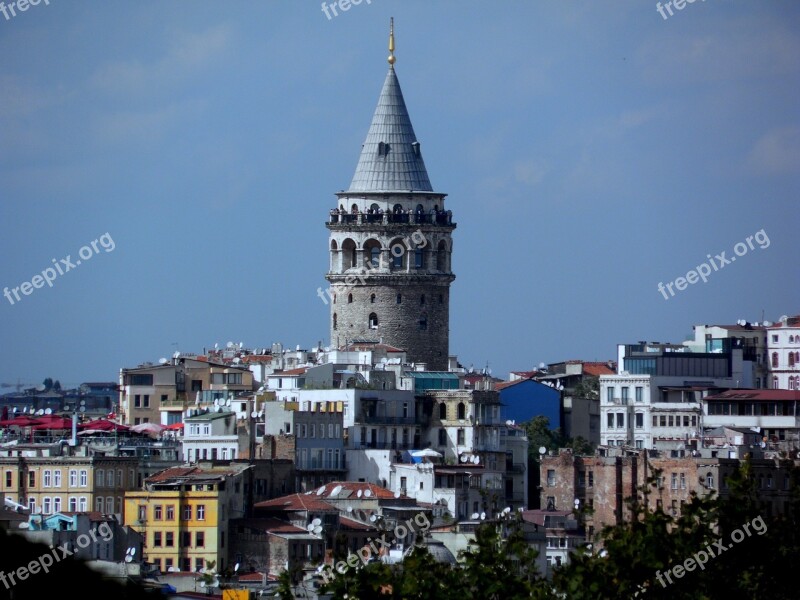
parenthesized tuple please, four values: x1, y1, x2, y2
(124, 463, 250, 573)
(0, 447, 140, 515)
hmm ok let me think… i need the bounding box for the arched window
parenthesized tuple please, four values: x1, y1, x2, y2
(439, 403, 447, 420)
(772, 352, 779, 368)
(370, 294, 376, 304)
(396, 294, 402, 304)
(790, 336, 795, 343)
(342, 239, 357, 269)
(791, 378, 797, 390)
(369, 313, 378, 329)
(415, 247, 424, 268)
(457, 402, 466, 420)
(790, 353, 796, 367)
(419, 314, 428, 331)
(333, 313, 338, 330)
(348, 293, 353, 304)
(437, 240, 447, 271)
(351, 203, 359, 214)
(364, 239, 382, 269)
(773, 376, 779, 388)
(420, 294, 426, 306)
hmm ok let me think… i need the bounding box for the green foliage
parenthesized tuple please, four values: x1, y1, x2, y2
(297, 459, 800, 599)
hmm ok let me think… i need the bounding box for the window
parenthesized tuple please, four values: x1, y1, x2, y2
(29, 471, 35, 487)
(143, 394, 150, 407)
(184, 505, 192, 520)
(578, 471, 586, 487)
(154, 532, 162, 547)
(96, 497, 104, 512)
(347, 293, 353, 304)
(165, 558, 173, 570)
(28, 498, 36, 512)
(328, 423, 334, 438)
(616, 413, 624, 428)
(166, 505, 175, 520)
(691, 415, 697, 426)
(606, 387, 614, 403)
(166, 532, 174, 547)
(772, 334, 779, 343)
(547, 469, 556, 486)
(197, 505, 205, 520)
(69, 470, 77, 488)
(333, 313, 337, 330)
(396, 294, 402, 304)
(438, 428, 447, 446)
(635, 387, 643, 402)
(196, 531, 205, 547)
(671, 473, 678, 490)
(368, 313, 379, 329)
(588, 471, 594, 488)
(772, 352, 779, 368)
(370, 293, 376, 304)
(621, 387, 629, 404)
(652, 415, 658, 427)
(4, 471, 11, 488)
(79, 497, 87, 511)
(134, 394, 141, 408)
(457, 402, 466, 420)
(706, 473, 714, 488)
(635, 439, 643, 449)
(680, 473, 686, 489)
(457, 429, 465, 445)
(154, 505, 163, 520)
(418, 314, 428, 331)
(96, 470, 104, 487)
(53, 497, 62, 513)
(106, 470, 113, 487)
(195, 558, 204, 573)
(43, 470, 52, 488)
(439, 403, 447, 420)
(660, 416, 666, 427)
(53, 470, 61, 487)
(634, 413, 643, 428)
(43, 497, 51, 514)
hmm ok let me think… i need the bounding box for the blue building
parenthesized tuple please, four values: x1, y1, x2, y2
(497, 378, 561, 429)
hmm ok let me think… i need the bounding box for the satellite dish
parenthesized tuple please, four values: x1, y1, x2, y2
(250, 411, 258, 418)
(357, 490, 363, 498)
(45, 408, 52, 415)
(480, 512, 486, 520)
(258, 411, 263, 418)
(200, 581, 206, 588)
(316, 486, 326, 496)
(173, 351, 180, 359)
(307, 524, 314, 532)
(37, 409, 44, 416)
(370, 514, 377, 522)
(213, 399, 219, 407)
(347, 506, 353, 513)
(474, 456, 480, 464)
(216, 406, 222, 413)
(538, 446, 547, 455)
(227, 342, 234, 348)
(312, 518, 321, 526)
(504, 507, 511, 514)
(394, 491, 400, 499)
(234, 563, 240, 572)
(460, 455, 467, 463)
(159, 358, 168, 365)
(124, 555, 133, 563)
(364, 489, 372, 497)
(225, 398, 232, 406)
(313, 526, 323, 534)
(331, 485, 343, 497)
(470, 512, 479, 520)
(130, 548, 136, 556)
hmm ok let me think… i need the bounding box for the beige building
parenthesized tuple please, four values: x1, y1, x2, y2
(0, 445, 140, 516)
(119, 355, 254, 426)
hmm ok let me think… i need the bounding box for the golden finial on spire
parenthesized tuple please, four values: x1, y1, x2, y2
(388, 17, 396, 66)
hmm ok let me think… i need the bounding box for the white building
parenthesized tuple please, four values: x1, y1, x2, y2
(183, 409, 239, 463)
(766, 315, 800, 390)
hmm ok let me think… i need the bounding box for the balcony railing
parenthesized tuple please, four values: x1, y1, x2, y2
(357, 415, 416, 425)
(328, 212, 455, 227)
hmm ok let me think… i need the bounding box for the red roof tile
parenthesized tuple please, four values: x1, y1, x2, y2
(704, 389, 800, 401)
(254, 493, 337, 512)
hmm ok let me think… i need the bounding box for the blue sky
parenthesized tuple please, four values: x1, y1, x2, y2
(1, 0, 798, 387)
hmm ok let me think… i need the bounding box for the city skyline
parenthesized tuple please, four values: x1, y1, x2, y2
(1, 1, 798, 385)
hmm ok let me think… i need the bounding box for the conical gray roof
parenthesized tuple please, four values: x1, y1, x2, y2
(347, 67, 433, 193)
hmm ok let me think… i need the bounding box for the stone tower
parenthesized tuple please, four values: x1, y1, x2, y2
(325, 22, 455, 370)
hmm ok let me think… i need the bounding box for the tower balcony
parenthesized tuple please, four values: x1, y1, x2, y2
(327, 212, 455, 229)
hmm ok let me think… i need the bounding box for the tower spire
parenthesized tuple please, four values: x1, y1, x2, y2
(388, 17, 395, 66)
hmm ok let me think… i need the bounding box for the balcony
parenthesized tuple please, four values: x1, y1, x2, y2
(357, 414, 416, 426)
(327, 212, 455, 228)
(507, 462, 526, 474)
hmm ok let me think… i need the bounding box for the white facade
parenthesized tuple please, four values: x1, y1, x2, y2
(183, 410, 239, 463)
(767, 318, 800, 390)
